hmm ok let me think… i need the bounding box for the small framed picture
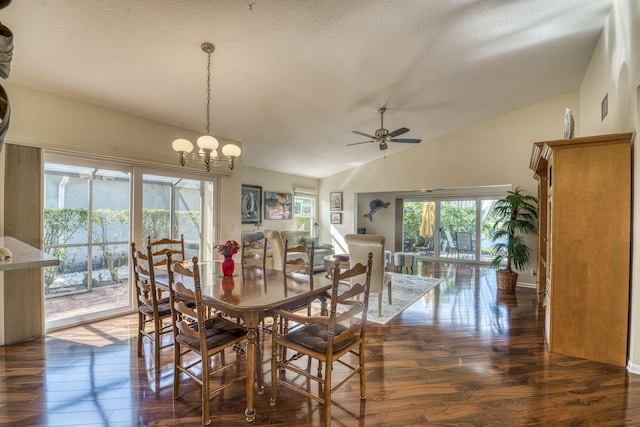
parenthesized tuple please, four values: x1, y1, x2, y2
(330, 192, 342, 211)
(330, 212, 342, 224)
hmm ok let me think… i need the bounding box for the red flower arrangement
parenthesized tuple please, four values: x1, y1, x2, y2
(214, 240, 240, 256)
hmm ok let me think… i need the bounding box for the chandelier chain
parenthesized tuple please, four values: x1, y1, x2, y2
(206, 50, 211, 135)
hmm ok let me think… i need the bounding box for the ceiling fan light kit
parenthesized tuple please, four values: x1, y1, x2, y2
(347, 107, 421, 151)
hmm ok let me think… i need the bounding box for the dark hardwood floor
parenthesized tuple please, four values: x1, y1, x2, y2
(2, 261, 640, 426)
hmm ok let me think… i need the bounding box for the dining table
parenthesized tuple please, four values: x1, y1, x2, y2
(154, 262, 333, 423)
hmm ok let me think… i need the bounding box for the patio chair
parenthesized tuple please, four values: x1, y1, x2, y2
(443, 230, 457, 257)
(455, 232, 474, 259)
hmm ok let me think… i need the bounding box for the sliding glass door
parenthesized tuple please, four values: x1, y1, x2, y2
(43, 157, 217, 330)
(43, 159, 132, 329)
(403, 196, 500, 263)
(141, 173, 214, 263)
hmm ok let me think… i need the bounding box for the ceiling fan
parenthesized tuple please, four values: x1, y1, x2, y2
(347, 107, 422, 151)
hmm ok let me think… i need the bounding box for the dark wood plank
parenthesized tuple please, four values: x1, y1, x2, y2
(1, 261, 639, 426)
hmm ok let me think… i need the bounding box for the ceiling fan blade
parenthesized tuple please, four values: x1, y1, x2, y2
(391, 138, 422, 143)
(346, 140, 375, 146)
(352, 130, 376, 139)
(388, 127, 410, 138)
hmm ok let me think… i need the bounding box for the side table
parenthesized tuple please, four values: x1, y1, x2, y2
(323, 254, 350, 279)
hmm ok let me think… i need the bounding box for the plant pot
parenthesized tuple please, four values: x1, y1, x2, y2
(496, 269, 518, 291)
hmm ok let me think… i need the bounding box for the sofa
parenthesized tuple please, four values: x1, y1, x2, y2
(280, 230, 334, 272)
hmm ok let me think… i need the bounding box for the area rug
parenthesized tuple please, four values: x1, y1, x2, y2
(314, 272, 443, 325)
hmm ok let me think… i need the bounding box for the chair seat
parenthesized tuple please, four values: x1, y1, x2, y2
(177, 317, 247, 351)
(139, 297, 171, 317)
(284, 323, 356, 353)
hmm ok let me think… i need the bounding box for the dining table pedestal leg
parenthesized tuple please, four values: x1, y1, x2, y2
(244, 313, 259, 423)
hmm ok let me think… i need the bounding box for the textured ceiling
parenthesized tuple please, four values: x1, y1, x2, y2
(2, 0, 612, 178)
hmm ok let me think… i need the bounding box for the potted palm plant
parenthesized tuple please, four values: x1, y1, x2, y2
(490, 188, 538, 291)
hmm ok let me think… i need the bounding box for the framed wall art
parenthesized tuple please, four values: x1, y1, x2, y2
(330, 191, 342, 211)
(241, 185, 262, 224)
(264, 191, 293, 220)
(330, 212, 342, 224)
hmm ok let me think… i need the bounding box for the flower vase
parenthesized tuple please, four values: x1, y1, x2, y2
(221, 254, 235, 277)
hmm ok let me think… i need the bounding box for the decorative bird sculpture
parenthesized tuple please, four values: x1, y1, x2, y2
(363, 199, 390, 221)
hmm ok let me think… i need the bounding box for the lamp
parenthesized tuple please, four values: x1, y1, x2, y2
(171, 42, 241, 171)
(313, 222, 320, 237)
(254, 221, 262, 231)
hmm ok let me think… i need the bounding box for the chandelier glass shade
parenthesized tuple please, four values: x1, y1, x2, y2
(171, 42, 241, 171)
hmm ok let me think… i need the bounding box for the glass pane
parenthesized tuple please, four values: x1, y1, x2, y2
(480, 199, 500, 262)
(439, 200, 477, 260)
(402, 201, 436, 255)
(294, 192, 315, 232)
(44, 162, 132, 328)
(142, 174, 214, 262)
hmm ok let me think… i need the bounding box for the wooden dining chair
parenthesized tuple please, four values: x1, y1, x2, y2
(147, 234, 186, 267)
(130, 242, 174, 372)
(270, 253, 373, 426)
(166, 251, 248, 426)
(283, 238, 314, 275)
(241, 232, 264, 267)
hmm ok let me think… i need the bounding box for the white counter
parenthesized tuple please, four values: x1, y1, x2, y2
(0, 236, 59, 271)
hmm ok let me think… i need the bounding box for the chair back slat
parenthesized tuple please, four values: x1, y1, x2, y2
(131, 242, 162, 310)
(283, 238, 314, 275)
(148, 234, 186, 267)
(166, 252, 209, 353)
(327, 253, 373, 346)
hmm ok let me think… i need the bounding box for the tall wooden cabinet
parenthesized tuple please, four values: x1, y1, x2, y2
(529, 133, 632, 367)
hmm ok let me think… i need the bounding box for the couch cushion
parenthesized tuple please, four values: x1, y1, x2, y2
(281, 230, 308, 245)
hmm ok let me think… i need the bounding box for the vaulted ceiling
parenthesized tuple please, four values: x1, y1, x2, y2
(2, 0, 613, 178)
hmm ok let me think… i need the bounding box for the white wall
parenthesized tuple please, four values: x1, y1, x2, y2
(580, 0, 640, 374)
(0, 82, 244, 245)
(241, 166, 318, 234)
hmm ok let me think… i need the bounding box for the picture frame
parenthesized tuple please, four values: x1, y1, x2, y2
(264, 191, 293, 220)
(330, 212, 342, 224)
(330, 191, 342, 211)
(241, 184, 262, 224)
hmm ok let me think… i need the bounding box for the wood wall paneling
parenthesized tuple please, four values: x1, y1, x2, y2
(3, 144, 45, 344)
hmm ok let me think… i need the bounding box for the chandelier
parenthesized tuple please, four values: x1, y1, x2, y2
(171, 42, 241, 171)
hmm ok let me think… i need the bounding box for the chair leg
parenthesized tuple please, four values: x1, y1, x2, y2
(173, 343, 181, 399)
(270, 328, 278, 406)
(324, 361, 333, 426)
(153, 320, 161, 372)
(201, 353, 211, 425)
(359, 341, 367, 399)
(378, 292, 383, 317)
(387, 283, 392, 305)
(137, 312, 144, 356)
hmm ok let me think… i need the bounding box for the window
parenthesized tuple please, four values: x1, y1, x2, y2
(293, 190, 316, 233)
